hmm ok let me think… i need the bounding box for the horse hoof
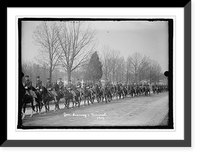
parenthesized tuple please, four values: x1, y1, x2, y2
(30, 114, 33, 117)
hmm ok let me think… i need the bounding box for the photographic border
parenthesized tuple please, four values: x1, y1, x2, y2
(17, 18, 173, 130)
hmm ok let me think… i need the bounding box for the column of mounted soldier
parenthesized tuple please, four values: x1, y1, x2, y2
(21, 73, 168, 119)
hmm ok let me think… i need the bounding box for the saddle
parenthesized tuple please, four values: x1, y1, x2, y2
(70, 90, 76, 97)
(47, 91, 53, 98)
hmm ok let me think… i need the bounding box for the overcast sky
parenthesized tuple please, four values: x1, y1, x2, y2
(21, 20, 169, 72)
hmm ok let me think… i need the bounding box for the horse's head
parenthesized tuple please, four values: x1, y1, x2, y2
(40, 86, 47, 95)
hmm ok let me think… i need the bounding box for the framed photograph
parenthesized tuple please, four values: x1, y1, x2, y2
(18, 18, 173, 129)
(3, 2, 191, 147)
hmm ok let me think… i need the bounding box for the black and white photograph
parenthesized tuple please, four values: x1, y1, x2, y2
(18, 19, 172, 129)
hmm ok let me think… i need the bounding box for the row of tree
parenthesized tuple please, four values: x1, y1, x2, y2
(22, 21, 166, 85)
(100, 45, 165, 84)
(22, 48, 165, 85)
(32, 21, 96, 83)
(22, 61, 65, 85)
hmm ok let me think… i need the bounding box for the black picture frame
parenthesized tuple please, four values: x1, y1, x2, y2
(3, 2, 191, 147)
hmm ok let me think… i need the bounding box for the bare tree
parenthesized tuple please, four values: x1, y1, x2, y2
(128, 52, 142, 82)
(138, 56, 151, 81)
(148, 60, 162, 83)
(110, 49, 120, 83)
(116, 57, 125, 83)
(33, 21, 61, 82)
(126, 57, 133, 84)
(100, 46, 121, 83)
(101, 45, 112, 80)
(56, 21, 97, 82)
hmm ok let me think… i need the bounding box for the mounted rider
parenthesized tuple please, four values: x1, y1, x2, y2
(58, 78, 64, 92)
(68, 80, 76, 101)
(35, 76, 42, 91)
(24, 75, 37, 105)
(46, 78, 58, 102)
(76, 79, 81, 88)
(98, 80, 102, 89)
(105, 79, 109, 87)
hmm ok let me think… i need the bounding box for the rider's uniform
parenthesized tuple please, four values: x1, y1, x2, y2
(24, 79, 37, 98)
(98, 81, 102, 89)
(68, 83, 76, 99)
(58, 80, 64, 91)
(36, 79, 42, 90)
(76, 81, 81, 88)
(46, 81, 58, 98)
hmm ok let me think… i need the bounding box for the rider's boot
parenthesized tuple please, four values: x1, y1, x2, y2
(54, 97, 57, 102)
(33, 98, 37, 106)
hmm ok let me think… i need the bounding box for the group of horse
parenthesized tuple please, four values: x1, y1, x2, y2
(20, 83, 168, 119)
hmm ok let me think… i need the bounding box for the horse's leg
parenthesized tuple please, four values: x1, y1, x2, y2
(72, 99, 75, 109)
(54, 101, 57, 112)
(77, 96, 80, 107)
(67, 99, 70, 109)
(68, 99, 70, 109)
(56, 98, 60, 110)
(44, 100, 47, 112)
(87, 97, 89, 105)
(30, 101, 35, 117)
(22, 102, 26, 119)
(38, 101, 41, 114)
(43, 101, 47, 113)
(54, 100, 58, 112)
(90, 95, 93, 104)
(97, 95, 100, 103)
(56, 100, 59, 110)
(83, 96, 86, 106)
(45, 102, 48, 113)
(22, 102, 26, 114)
(40, 101, 44, 112)
(64, 98, 67, 108)
(66, 98, 68, 108)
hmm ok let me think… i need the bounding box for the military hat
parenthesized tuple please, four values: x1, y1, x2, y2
(25, 75, 29, 78)
(47, 78, 50, 80)
(36, 76, 40, 78)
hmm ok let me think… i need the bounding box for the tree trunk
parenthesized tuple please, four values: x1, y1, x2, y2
(49, 68, 52, 83)
(67, 70, 71, 83)
(112, 70, 115, 83)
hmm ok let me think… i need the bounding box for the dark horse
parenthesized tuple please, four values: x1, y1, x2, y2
(63, 88, 81, 109)
(40, 85, 63, 113)
(127, 85, 134, 97)
(22, 86, 42, 119)
(94, 85, 103, 103)
(102, 86, 112, 103)
(82, 87, 94, 106)
(116, 85, 124, 99)
(122, 85, 128, 97)
(144, 85, 151, 96)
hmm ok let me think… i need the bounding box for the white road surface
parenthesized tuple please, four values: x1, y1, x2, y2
(22, 92, 169, 127)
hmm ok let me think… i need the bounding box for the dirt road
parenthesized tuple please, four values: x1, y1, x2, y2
(22, 92, 169, 127)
